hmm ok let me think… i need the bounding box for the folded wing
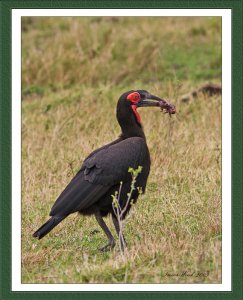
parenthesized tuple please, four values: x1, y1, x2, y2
(50, 137, 147, 217)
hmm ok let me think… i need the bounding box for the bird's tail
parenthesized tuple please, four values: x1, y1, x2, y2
(33, 216, 65, 240)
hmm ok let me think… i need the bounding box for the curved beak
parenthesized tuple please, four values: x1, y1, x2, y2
(137, 93, 163, 108)
(137, 92, 176, 114)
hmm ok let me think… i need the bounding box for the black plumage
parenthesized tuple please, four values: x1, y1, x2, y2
(33, 90, 172, 251)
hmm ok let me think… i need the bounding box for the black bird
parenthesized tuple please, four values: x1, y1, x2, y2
(33, 90, 175, 251)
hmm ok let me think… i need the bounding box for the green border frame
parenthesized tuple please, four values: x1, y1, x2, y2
(0, 0, 242, 299)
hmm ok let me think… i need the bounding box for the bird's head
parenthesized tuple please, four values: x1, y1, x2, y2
(117, 90, 176, 126)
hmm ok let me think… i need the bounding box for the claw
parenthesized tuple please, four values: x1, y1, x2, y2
(99, 241, 115, 252)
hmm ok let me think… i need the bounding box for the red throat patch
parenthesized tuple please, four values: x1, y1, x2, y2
(127, 92, 141, 124)
(131, 105, 141, 123)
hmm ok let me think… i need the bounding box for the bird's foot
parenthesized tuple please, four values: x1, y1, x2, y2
(99, 241, 115, 252)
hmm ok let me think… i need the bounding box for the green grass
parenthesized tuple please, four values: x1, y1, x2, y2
(21, 16, 222, 284)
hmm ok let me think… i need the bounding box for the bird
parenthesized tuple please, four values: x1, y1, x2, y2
(33, 90, 175, 251)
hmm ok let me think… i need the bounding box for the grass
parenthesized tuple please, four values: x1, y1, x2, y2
(21, 16, 222, 284)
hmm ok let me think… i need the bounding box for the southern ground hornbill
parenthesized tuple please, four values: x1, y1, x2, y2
(33, 90, 176, 251)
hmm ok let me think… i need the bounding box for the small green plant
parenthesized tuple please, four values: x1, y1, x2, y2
(112, 166, 142, 255)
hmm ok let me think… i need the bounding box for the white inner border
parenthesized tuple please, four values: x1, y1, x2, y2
(12, 9, 232, 292)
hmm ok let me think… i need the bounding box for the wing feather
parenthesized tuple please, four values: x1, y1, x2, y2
(82, 137, 149, 186)
(50, 137, 149, 217)
(50, 171, 110, 216)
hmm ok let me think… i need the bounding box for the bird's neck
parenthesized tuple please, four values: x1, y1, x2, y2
(116, 103, 146, 140)
(119, 121, 146, 140)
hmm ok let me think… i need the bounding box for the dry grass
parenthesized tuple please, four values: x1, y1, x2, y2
(21, 16, 221, 284)
(22, 16, 221, 90)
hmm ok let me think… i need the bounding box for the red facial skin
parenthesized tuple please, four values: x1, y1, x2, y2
(126, 92, 141, 123)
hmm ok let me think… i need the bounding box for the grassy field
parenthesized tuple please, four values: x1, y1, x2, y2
(21, 16, 222, 284)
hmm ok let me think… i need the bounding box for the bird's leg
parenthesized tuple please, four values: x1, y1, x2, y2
(112, 214, 127, 252)
(95, 212, 115, 252)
